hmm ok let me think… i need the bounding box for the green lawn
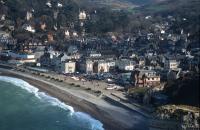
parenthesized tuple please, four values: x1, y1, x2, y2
(128, 87, 149, 95)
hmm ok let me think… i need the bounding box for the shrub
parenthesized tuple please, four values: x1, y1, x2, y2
(75, 85, 80, 87)
(86, 88, 91, 90)
(70, 83, 75, 86)
(95, 90, 101, 93)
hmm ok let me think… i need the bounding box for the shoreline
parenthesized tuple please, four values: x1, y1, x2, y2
(0, 68, 149, 130)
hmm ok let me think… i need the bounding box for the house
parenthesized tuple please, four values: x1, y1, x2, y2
(93, 60, 110, 73)
(40, 53, 52, 67)
(145, 50, 156, 58)
(47, 32, 54, 42)
(22, 24, 35, 33)
(40, 51, 60, 67)
(85, 60, 94, 73)
(0, 14, 6, 21)
(0, 31, 10, 38)
(66, 53, 81, 60)
(61, 61, 76, 74)
(67, 45, 78, 54)
(91, 60, 113, 73)
(77, 59, 93, 74)
(186, 55, 200, 72)
(78, 58, 115, 74)
(40, 51, 76, 73)
(164, 57, 179, 70)
(40, 23, 46, 30)
(116, 59, 136, 71)
(132, 69, 161, 87)
(53, 53, 69, 71)
(139, 56, 146, 67)
(26, 11, 33, 21)
(87, 51, 101, 58)
(79, 11, 87, 20)
(33, 46, 45, 59)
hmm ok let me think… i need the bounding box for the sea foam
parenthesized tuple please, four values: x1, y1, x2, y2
(0, 76, 74, 112)
(0, 76, 104, 130)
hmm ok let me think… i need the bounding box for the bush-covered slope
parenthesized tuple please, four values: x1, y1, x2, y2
(164, 72, 200, 107)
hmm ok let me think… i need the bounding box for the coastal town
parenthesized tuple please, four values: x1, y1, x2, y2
(0, 0, 199, 130)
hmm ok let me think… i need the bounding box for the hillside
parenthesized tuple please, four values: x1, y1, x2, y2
(138, 0, 200, 15)
(73, 0, 168, 9)
(136, 0, 200, 40)
(127, 0, 167, 5)
(163, 72, 200, 107)
(0, 0, 199, 37)
(73, 0, 136, 9)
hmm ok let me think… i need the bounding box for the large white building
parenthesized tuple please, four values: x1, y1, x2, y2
(61, 61, 76, 74)
(79, 59, 115, 74)
(0, 51, 36, 64)
(9, 52, 35, 59)
(95, 61, 110, 73)
(85, 60, 93, 73)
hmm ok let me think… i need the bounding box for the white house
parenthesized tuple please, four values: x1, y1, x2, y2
(79, 59, 115, 74)
(46, 1, 52, 8)
(24, 25, 35, 33)
(61, 61, 76, 74)
(57, 2, 63, 7)
(65, 30, 70, 38)
(79, 11, 87, 20)
(26, 11, 33, 21)
(97, 61, 110, 73)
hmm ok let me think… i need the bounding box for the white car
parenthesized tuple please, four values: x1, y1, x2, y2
(71, 76, 79, 81)
(81, 78, 86, 82)
(115, 85, 124, 90)
(106, 86, 117, 90)
(107, 78, 113, 82)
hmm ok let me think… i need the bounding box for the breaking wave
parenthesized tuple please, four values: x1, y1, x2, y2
(0, 76, 104, 130)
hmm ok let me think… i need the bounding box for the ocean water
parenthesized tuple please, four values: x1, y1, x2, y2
(0, 76, 104, 130)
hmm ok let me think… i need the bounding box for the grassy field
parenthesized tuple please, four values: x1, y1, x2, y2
(128, 87, 149, 95)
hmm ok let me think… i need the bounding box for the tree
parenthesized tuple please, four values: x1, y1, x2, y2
(142, 74, 146, 87)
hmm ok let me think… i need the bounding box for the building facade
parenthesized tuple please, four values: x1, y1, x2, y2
(132, 69, 161, 87)
(61, 61, 76, 74)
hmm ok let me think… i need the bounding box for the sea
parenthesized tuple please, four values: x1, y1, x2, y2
(0, 76, 104, 130)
